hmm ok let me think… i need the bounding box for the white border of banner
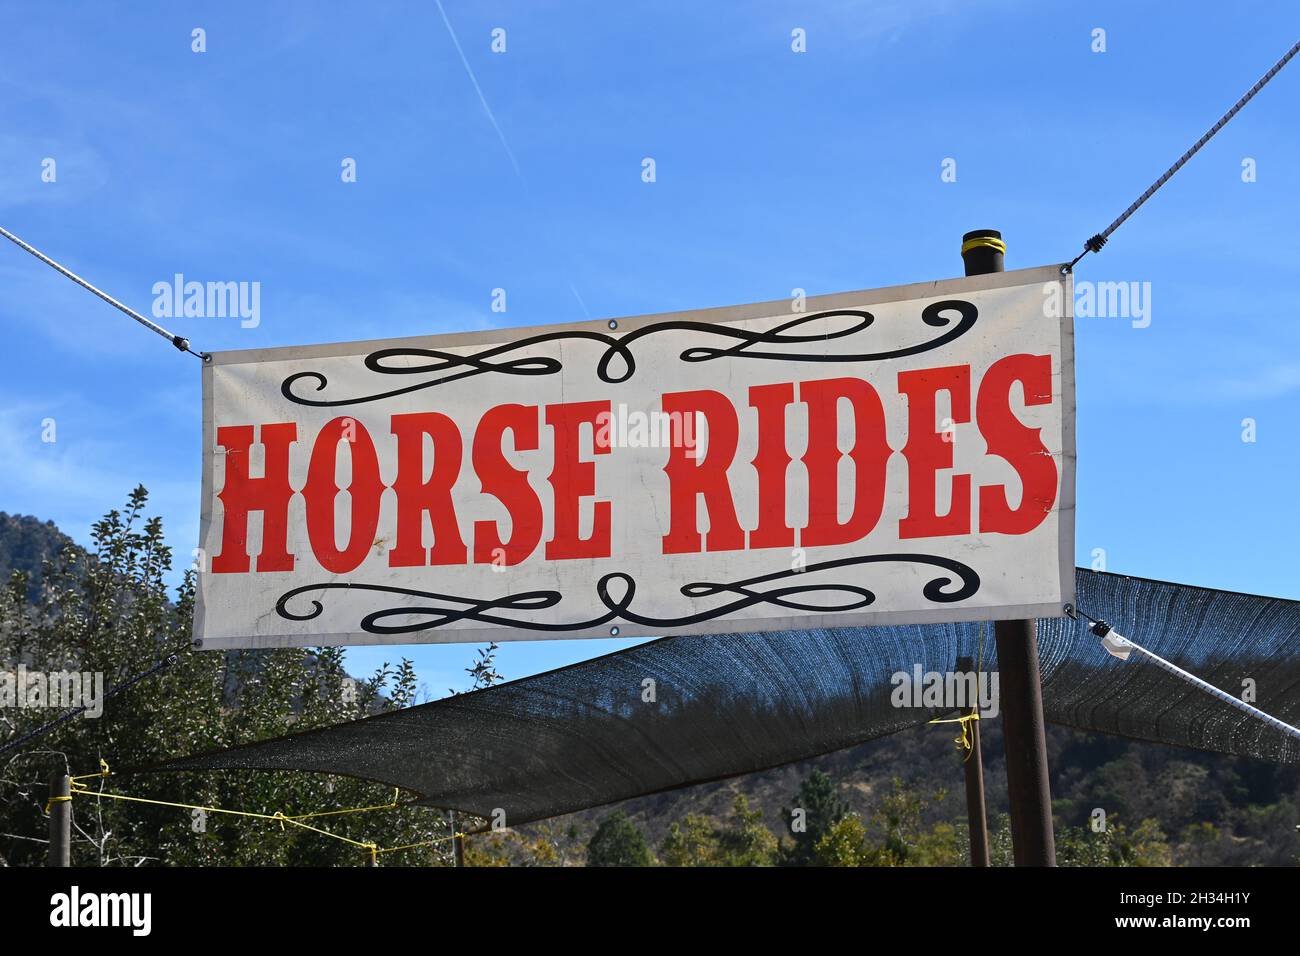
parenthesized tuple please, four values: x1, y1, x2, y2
(196, 264, 1074, 648)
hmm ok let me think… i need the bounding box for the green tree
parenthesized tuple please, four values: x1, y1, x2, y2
(781, 768, 850, 866)
(0, 487, 479, 867)
(586, 810, 653, 866)
(458, 642, 501, 693)
(660, 813, 719, 866)
(994, 815, 1173, 867)
(814, 814, 878, 866)
(659, 793, 779, 867)
(716, 793, 777, 866)
(909, 820, 967, 866)
(868, 777, 946, 865)
(810, 779, 962, 867)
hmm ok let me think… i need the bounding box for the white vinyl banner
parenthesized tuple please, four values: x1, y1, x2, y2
(195, 265, 1074, 649)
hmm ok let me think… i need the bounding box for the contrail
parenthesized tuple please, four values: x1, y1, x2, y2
(432, 2, 591, 317)
(433, 0, 522, 178)
(569, 282, 591, 320)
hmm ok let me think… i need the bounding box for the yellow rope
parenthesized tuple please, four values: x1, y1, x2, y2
(930, 712, 981, 756)
(42, 758, 110, 812)
(928, 622, 986, 761)
(374, 832, 464, 856)
(68, 788, 335, 827)
(55, 767, 458, 863)
(63, 787, 394, 852)
(282, 789, 401, 821)
(70, 758, 111, 786)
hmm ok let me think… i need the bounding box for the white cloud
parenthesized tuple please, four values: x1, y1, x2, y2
(1206, 363, 1300, 401)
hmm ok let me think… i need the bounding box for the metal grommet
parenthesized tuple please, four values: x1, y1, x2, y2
(607, 320, 618, 330)
(609, 625, 620, 636)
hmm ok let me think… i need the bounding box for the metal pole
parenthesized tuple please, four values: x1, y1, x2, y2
(955, 655, 990, 867)
(994, 619, 1056, 864)
(1082, 613, 1300, 741)
(961, 229, 1057, 866)
(48, 773, 71, 867)
(449, 810, 466, 867)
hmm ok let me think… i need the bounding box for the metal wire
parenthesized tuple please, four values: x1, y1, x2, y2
(1067, 605, 1300, 744)
(0, 653, 179, 759)
(1067, 38, 1300, 271)
(0, 224, 204, 359)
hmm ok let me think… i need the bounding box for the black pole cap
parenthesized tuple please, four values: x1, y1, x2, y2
(961, 229, 1006, 276)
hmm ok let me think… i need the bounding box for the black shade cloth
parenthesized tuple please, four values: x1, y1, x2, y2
(151, 569, 1300, 824)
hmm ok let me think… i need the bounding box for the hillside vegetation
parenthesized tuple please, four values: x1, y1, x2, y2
(2, 491, 1296, 866)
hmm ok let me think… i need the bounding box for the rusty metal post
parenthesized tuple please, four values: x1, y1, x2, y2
(955, 655, 990, 866)
(962, 229, 1057, 866)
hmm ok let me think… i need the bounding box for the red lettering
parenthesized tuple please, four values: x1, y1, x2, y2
(389, 412, 468, 567)
(209, 356, 1061, 576)
(472, 404, 543, 565)
(801, 377, 891, 547)
(212, 422, 297, 573)
(748, 382, 795, 550)
(977, 353, 1057, 534)
(302, 417, 385, 574)
(546, 400, 612, 560)
(662, 390, 744, 554)
(898, 365, 971, 539)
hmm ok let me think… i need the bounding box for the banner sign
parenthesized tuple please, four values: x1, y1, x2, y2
(195, 265, 1074, 649)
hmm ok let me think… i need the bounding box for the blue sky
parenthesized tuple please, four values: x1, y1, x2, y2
(2, 1, 1298, 698)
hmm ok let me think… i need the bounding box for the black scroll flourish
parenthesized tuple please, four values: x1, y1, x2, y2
(273, 553, 980, 636)
(279, 302, 978, 407)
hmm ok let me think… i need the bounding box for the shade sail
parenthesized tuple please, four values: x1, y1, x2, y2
(149, 569, 1300, 825)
